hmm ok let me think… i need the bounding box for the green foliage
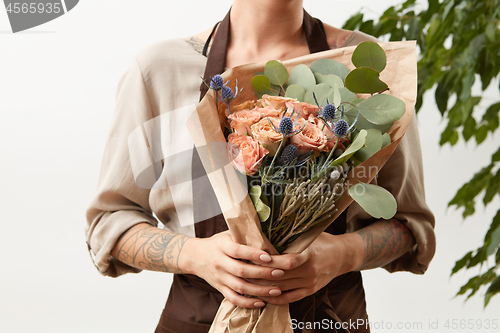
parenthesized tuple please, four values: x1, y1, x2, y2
(354, 129, 384, 162)
(349, 182, 398, 219)
(357, 94, 406, 125)
(345, 67, 389, 94)
(332, 129, 367, 165)
(343, 0, 500, 306)
(352, 41, 387, 72)
(249, 185, 271, 222)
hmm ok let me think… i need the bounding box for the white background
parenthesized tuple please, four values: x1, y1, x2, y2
(1, 1, 499, 332)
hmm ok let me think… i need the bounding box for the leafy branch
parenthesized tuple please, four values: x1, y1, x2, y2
(343, 0, 500, 306)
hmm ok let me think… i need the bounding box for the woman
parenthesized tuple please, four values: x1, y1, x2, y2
(85, 1, 435, 332)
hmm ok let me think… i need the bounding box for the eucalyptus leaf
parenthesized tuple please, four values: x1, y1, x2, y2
(339, 87, 358, 103)
(344, 102, 393, 133)
(288, 64, 316, 91)
(332, 129, 367, 165)
(285, 84, 306, 101)
(381, 132, 391, 148)
(314, 73, 344, 89)
(356, 94, 405, 125)
(349, 183, 397, 219)
(345, 67, 388, 94)
(264, 60, 289, 86)
(352, 41, 387, 72)
(251, 75, 271, 92)
(249, 185, 271, 222)
(304, 83, 333, 108)
(329, 84, 340, 108)
(354, 129, 384, 161)
(310, 58, 350, 80)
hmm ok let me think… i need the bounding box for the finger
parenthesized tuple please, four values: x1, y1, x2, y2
(226, 260, 285, 279)
(260, 288, 310, 305)
(220, 286, 266, 308)
(226, 275, 282, 298)
(260, 253, 309, 271)
(222, 241, 273, 264)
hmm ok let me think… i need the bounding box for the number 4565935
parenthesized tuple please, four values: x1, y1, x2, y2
(6, 3, 62, 14)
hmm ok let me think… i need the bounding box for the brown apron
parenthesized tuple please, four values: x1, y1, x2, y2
(155, 9, 369, 333)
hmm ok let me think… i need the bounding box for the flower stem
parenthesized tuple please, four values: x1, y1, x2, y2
(265, 134, 287, 181)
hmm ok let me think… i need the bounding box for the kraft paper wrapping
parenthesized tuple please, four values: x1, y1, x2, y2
(186, 41, 417, 333)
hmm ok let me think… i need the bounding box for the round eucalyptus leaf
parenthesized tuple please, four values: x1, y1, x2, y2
(349, 183, 397, 219)
(356, 94, 405, 125)
(310, 59, 350, 80)
(304, 83, 333, 107)
(264, 60, 289, 86)
(381, 133, 391, 148)
(354, 129, 383, 162)
(352, 41, 387, 72)
(344, 103, 393, 133)
(332, 129, 367, 165)
(314, 73, 344, 89)
(339, 87, 358, 103)
(345, 67, 388, 94)
(285, 84, 306, 102)
(251, 75, 271, 92)
(332, 84, 341, 108)
(288, 64, 316, 91)
(249, 185, 271, 222)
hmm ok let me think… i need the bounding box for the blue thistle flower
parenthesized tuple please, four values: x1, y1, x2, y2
(278, 117, 293, 135)
(322, 104, 337, 121)
(210, 74, 224, 90)
(334, 119, 349, 137)
(281, 145, 298, 165)
(221, 86, 235, 103)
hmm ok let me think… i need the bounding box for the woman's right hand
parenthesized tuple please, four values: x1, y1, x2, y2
(179, 231, 284, 308)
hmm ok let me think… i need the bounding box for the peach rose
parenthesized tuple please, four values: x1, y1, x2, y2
(228, 109, 262, 136)
(260, 95, 296, 111)
(227, 133, 269, 175)
(285, 101, 320, 119)
(250, 117, 283, 156)
(255, 105, 281, 118)
(290, 120, 327, 155)
(232, 100, 256, 112)
(306, 114, 338, 151)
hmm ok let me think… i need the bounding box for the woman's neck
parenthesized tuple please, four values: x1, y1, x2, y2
(226, 0, 309, 67)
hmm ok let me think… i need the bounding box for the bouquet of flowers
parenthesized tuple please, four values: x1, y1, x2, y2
(186, 41, 417, 333)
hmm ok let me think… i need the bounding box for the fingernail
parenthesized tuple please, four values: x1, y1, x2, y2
(269, 289, 281, 296)
(260, 254, 271, 262)
(254, 301, 265, 307)
(271, 269, 284, 277)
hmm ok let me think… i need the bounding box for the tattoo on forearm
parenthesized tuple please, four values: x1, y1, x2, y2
(184, 36, 205, 54)
(357, 220, 414, 270)
(116, 226, 189, 273)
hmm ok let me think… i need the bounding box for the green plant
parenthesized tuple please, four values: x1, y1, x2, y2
(343, 0, 500, 307)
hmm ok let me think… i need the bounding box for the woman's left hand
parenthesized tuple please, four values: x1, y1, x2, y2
(250, 232, 362, 305)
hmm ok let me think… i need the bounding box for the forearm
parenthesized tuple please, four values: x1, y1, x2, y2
(111, 222, 191, 274)
(351, 219, 415, 271)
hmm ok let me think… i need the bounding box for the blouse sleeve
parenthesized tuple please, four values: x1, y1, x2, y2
(346, 112, 436, 274)
(85, 57, 159, 277)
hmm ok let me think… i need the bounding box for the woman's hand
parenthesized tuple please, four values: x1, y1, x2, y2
(180, 231, 285, 308)
(249, 232, 362, 305)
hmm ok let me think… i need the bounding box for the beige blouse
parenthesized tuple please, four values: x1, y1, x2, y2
(85, 32, 436, 277)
